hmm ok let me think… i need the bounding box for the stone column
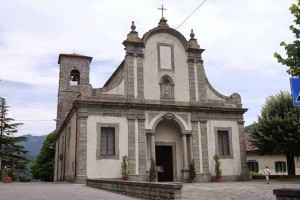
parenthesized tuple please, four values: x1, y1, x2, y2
(127, 116, 136, 174)
(189, 134, 194, 162)
(150, 133, 156, 161)
(182, 133, 189, 181)
(75, 107, 88, 184)
(200, 120, 211, 181)
(238, 120, 250, 180)
(182, 134, 188, 169)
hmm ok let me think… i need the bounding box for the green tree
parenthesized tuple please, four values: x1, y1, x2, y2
(30, 131, 56, 181)
(0, 97, 30, 181)
(250, 91, 300, 176)
(274, 1, 300, 76)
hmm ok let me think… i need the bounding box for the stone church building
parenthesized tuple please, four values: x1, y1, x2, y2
(54, 17, 249, 183)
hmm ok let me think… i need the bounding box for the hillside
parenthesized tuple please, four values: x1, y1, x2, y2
(21, 134, 47, 161)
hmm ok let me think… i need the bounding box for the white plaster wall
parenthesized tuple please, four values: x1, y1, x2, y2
(65, 111, 77, 180)
(86, 116, 128, 179)
(206, 85, 225, 101)
(144, 33, 190, 102)
(104, 79, 125, 95)
(207, 120, 241, 176)
(155, 120, 183, 181)
(247, 154, 300, 175)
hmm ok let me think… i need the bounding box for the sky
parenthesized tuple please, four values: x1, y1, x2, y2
(0, 0, 296, 136)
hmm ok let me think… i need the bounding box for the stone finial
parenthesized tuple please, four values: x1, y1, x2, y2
(131, 21, 136, 31)
(123, 20, 142, 46)
(158, 18, 169, 28)
(188, 29, 200, 49)
(190, 29, 195, 39)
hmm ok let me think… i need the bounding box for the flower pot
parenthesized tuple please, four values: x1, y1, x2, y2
(215, 176, 222, 182)
(190, 178, 197, 183)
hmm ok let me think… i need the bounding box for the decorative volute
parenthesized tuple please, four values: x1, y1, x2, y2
(123, 21, 142, 46)
(188, 29, 200, 49)
(157, 17, 169, 28)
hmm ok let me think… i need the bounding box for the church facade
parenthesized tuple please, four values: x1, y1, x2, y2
(54, 17, 249, 183)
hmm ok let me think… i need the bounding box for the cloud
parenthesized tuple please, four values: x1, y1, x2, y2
(0, 0, 295, 135)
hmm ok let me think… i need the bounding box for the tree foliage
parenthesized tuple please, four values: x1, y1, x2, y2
(0, 97, 30, 181)
(250, 91, 300, 176)
(274, 1, 300, 76)
(30, 130, 56, 181)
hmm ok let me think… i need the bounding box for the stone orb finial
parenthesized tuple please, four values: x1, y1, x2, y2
(131, 21, 136, 31)
(190, 29, 195, 39)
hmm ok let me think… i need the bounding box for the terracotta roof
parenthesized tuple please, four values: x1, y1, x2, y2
(244, 132, 258, 152)
(58, 53, 93, 64)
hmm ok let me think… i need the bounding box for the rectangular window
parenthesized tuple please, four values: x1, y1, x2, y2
(218, 130, 230, 156)
(100, 127, 115, 156)
(275, 161, 287, 173)
(247, 161, 259, 173)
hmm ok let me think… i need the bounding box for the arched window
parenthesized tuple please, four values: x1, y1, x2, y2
(159, 75, 174, 99)
(70, 70, 80, 85)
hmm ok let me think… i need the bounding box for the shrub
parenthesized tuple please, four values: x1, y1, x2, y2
(149, 158, 157, 182)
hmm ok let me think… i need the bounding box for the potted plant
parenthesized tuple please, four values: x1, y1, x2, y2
(2, 167, 12, 183)
(121, 155, 129, 180)
(213, 154, 222, 182)
(149, 158, 157, 182)
(190, 159, 197, 183)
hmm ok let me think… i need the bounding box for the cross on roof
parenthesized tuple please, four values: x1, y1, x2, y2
(158, 5, 166, 18)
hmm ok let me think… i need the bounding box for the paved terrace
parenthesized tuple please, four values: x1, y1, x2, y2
(0, 180, 299, 200)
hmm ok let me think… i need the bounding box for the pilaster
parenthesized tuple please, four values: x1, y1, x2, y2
(199, 120, 211, 181)
(127, 115, 136, 173)
(238, 120, 250, 180)
(75, 107, 88, 184)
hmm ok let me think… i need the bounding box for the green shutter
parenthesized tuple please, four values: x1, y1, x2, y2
(282, 162, 287, 172)
(255, 162, 259, 173)
(275, 162, 279, 173)
(247, 162, 251, 171)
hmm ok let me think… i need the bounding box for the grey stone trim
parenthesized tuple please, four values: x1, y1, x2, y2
(205, 76, 228, 100)
(214, 127, 234, 159)
(75, 113, 88, 184)
(96, 123, 120, 160)
(196, 62, 207, 102)
(87, 178, 183, 200)
(237, 120, 250, 180)
(188, 60, 196, 102)
(191, 121, 201, 174)
(142, 26, 189, 50)
(136, 56, 144, 99)
(157, 43, 175, 71)
(199, 120, 210, 175)
(125, 55, 134, 99)
(159, 75, 175, 100)
(127, 118, 136, 173)
(138, 118, 147, 176)
(150, 113, 187, 134)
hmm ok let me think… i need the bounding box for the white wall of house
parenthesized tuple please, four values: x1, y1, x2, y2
(207, 120, 241, 176)
(247, 153, 300, 175)
(86, 116, 128, 179)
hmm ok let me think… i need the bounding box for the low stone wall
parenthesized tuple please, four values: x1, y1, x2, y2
(86, 179, 183, 199)
(273, 188, 300, 200)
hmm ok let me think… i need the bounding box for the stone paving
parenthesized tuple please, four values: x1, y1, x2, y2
(0, 182, 138, 200)
(0, 180, 299, 200)
(182, 180, 300, 200)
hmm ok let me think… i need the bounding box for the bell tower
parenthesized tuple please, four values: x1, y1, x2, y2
(56, 53, 93, 130)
